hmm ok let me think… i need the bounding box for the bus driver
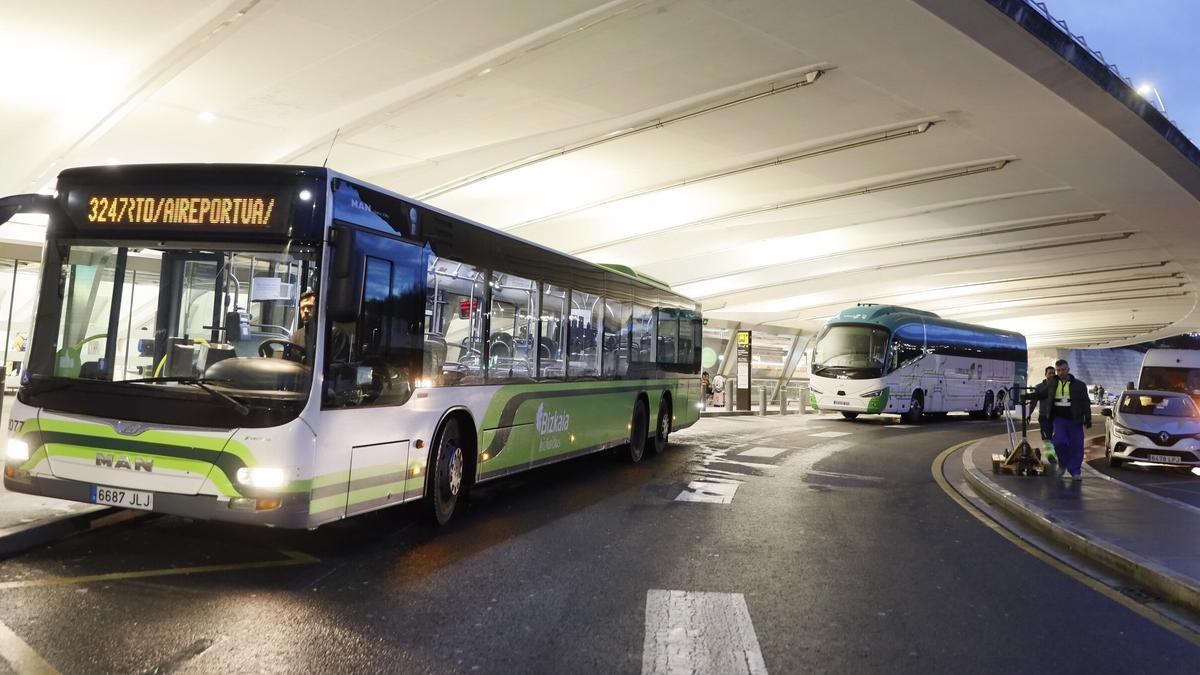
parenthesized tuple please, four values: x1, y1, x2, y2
(291, 291, 350, 363)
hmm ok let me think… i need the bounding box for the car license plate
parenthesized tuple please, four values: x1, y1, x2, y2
(1147, 454, 1181, 465)
(832, 399, 849, 406)
(90, 485, 154, 510)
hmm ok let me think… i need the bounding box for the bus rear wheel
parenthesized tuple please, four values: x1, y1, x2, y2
(429, 417, 468, 525)
(841, 412, 859, 420)
(626, 400, 649, 463)
(905, 393, 923, 424)
(651, 399, 671, 455)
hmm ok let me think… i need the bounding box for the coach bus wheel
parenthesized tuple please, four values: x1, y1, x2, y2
(981, 391, 995, 419)
(841, 412, 859, 420)
(429, 417, 467, 525)
(627, 400, 649, 463)
(651, 399, 671, 455)
(905, 393, 923, 425)
(990, 391, 1005, 419)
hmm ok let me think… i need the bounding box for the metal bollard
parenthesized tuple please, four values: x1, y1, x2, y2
(780, 394, 788, 416)
(759, 386, 768, 416)
(725, 380, 735, 411)
(799, 386, 809, 416)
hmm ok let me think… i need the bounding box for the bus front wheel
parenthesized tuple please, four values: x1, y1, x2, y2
(905, 393, 923, 424)
(841, 412, 859, 420)
(429, 417, 468, 525)
(651, 398, 671, 455)
(627, 400, 649, 463)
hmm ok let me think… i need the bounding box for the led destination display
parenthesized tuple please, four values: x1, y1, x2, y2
(86, 195, 278, 227)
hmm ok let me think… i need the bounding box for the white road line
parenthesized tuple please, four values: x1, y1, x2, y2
(884, 424, 916, 429)
(690, 467, 750, 479)
(809, 431, 852, 438)
(739, 446, 787, 458)
(804, 469, 884, 482)
(0, 619, 58, 675)
(675, 481, 740, 504)
(642, 589, 767, 675)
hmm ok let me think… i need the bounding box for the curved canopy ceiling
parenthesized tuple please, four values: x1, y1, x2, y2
(3, 0, 1199, 348)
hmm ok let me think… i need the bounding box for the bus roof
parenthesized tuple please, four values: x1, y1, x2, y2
(827, 304, 1025, 341)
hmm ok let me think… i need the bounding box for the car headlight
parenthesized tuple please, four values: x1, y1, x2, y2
(1113, 423, 1133, 435)
(5, 439, 29, 462)
(860, 389, 884, 398)
(236, 467, 287, 489)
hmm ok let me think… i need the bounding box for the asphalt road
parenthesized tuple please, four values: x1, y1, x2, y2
(0, 413, 1196, 674)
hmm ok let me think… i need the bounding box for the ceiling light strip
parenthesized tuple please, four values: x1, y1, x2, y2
(784, 272, 1179, 317)
(674, 210, 1105, 286)
(506, 119, 935, 231)
(928, 282, 1187, 313)
(732, 231, 1137, 306)
(571, 157, 1014, 255)
(419, 68, 827, 200)
(940, 291, 1189, 316)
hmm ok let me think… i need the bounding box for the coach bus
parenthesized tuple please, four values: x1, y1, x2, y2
(808, 305, 1026, 422)
(0, 164, 701, 527)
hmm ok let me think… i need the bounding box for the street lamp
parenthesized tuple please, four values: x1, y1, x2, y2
(1136, 83, 1166, 114)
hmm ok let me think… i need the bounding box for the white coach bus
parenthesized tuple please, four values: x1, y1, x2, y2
(0, 164, 701, 527)
(808, 305, 1027, 422)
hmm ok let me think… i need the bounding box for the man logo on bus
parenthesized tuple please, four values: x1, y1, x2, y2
(535, 403, 570, 436)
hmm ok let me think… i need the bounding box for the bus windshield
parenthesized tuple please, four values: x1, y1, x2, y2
(811, 324, 890, 379)
(21, 237, 320, 427)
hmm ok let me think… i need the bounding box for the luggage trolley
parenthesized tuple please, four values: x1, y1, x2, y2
(991, 386, 1046, 476)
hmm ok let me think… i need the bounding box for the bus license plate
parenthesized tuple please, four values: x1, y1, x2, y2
(832, 399, 849, 406)
(1147, 454, 1181, 464)
(91, 485, 154, 510)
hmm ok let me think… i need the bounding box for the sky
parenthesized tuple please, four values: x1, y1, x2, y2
(1043, 0, 1200, 143)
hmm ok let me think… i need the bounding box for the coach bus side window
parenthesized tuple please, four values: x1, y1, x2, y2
(539, 284, 568, 378)
(889, 324, 924, 372)
(488, 271, 536, 381)
(602, 299, 630, 377)
(657, 308, 678, 365)
(568, 289, 602, 377)
(425, 257, 485, 385)
(630, 304, 654, 363)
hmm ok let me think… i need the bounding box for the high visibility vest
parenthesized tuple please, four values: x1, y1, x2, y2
(1054, 379, 1071, 407)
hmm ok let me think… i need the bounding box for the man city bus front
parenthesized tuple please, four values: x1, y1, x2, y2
(2, 165, 329, 526)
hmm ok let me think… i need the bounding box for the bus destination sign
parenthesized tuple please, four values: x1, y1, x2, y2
(85, 195, 279, 227)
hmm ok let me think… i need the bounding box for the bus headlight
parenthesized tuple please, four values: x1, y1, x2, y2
(860, 389, 884, 398)
(236, 467, 287, 489)
(5, 439, 29, 462)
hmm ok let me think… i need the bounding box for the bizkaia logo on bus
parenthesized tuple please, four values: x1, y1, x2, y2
(535, 403, 570, 451)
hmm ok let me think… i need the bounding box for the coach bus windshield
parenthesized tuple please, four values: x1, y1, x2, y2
(811, 324, 890, 379)
(19, 238, 320, 428)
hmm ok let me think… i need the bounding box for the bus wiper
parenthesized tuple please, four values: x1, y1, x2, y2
(811, 365, 833, 375)
(122, 376, 250, 416)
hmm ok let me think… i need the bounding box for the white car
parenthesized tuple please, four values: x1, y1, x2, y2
(1102, 390, 1200, 469)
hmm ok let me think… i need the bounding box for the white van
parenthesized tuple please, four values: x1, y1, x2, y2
(1137, 349, 1200, 398)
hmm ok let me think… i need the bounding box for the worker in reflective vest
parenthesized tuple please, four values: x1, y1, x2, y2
(1041, 359, 1091, 480)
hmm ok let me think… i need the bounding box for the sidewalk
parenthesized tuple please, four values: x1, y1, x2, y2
(960, 432, 1200, 613)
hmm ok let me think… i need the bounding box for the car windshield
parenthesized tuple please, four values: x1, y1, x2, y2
(811, 324, 889, 378)
(1119, 394, 1199, 417)
(28, 239, 319, 395)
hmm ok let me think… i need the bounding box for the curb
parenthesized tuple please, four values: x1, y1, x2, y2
(959, 439, 1200, 615)
(0, 507, 147, 561)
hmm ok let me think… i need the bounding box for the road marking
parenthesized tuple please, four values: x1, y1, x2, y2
(885, 425, 916, 429)
(0, 549, 319, 590)
(809, 431, 851, 438)
(932, 442, 1200, 647)
(642, 589, 767, 675)
(0, 618, 58, 674)
(805, 469, 883, 483)
(739, 446, 787, 458)
(675, 482, 740, 504)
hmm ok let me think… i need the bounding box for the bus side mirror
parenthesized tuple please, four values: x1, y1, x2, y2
(327, 225, 361, 323)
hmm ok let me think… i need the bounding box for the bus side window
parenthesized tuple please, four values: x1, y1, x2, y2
(630, 304, 654, 364)
(602, 299, 630, 377)
(657, 308, 678, 365)
(488, 271, 536, 381)
(425, 256, 485, 385)
(539, 284, 567, 379)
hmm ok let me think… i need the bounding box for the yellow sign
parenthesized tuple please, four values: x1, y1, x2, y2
(737, 332, 750, 346)
(86, 195, 277, 226)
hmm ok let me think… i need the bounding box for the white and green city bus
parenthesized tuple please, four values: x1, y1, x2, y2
(0, 164, 702, 527)
(808, 305, 1027, 422)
